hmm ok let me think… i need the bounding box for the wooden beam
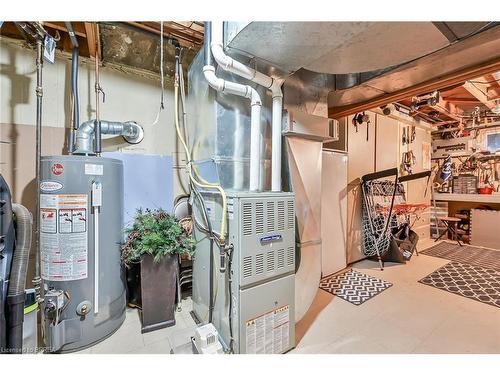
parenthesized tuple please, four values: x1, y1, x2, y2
(84, 22, 96, 59)
(329, 57, 500, 119)
(445, 98, 482, 104)
(463, 79, 495, 109)
(126, 22, 201, 48)
(430, 97, 464, 122)
(42, 22, 87, 38)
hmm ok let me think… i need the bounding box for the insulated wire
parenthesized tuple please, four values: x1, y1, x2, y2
(150, 21, 165, 126)
(178, 61, 219, 188)
(191, 185, 219, 322)
(174, 83, 228, 244)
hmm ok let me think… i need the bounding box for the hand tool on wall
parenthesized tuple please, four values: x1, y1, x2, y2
(353, 112, 370, 140)
(401, 150, 416, 175)
(363, 113, 371, 141)
(410, 125, 416, 143)
(352, 114, 359, 132)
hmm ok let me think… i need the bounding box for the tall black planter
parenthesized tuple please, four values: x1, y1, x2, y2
(126, 254, 179, 333)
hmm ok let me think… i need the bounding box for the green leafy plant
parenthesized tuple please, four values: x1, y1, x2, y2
(121, 208, 195, 267)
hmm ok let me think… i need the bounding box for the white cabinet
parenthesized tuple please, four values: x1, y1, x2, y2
(347, 112, 376, 183)
(375, 115, 399, 171)
(321, 150, 348, 276)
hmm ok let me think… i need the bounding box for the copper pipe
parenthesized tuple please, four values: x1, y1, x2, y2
(33, 37, 43, 295)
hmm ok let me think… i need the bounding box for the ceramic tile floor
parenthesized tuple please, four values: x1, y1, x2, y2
(77, 239, 500, 354)
(77, 297, 197, 354)
(293, 238, 500, 354)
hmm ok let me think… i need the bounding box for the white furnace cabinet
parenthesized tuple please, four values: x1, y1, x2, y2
(321, 150, 348, 276)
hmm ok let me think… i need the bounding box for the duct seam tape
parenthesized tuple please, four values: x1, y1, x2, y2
(85, 164, 104, 175)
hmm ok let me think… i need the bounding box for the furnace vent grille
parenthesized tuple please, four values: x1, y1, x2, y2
(287, 246, 295, 266)
(277, 248, 285, 269)
(277, 201, 285, 231)
(267, 201, 275, 232)
(243, 203, 253, 236)
(287, 200, 295, 229)
(267, 251, 275, 272)
(243, 256, 253, 278)
(255, 202, 264, 234)
(255, 253, 264, 274)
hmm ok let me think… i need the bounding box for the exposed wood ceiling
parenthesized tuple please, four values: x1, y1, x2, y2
(3, 21, 499, 130)
(0, 21, 204, 59)
(396, 72, 500, 127)
(0, 21, 203, 81)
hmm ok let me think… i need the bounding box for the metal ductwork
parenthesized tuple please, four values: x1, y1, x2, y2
(73, 120, 144, 155)
(225, 22, 495, 75)
(223, 21, 500, 113)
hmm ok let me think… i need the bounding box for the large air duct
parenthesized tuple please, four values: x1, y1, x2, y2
(203, 22, 263, 191)
(211, 21, 283, 192)
(73, 120, 144, 155)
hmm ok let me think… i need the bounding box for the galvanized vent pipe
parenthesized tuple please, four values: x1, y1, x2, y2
(73, 120, 144, 155)
(203, 22, 262, 191)
(64, 22, 80, 154)
(211, 21, 283, 192)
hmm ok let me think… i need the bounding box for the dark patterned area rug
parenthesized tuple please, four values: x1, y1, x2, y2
(319, 269, 392, 306)
(420, 242, 500, 270)
(419, 262, 500, 308)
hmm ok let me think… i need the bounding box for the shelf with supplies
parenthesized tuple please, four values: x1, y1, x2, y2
(433, 192, 500, 204)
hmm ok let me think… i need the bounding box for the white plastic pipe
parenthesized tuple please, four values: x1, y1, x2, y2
(203, 65, 262, 191)
(211, 21, 283, 192)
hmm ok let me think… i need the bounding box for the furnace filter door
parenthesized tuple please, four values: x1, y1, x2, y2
(40, 194, 89, 281)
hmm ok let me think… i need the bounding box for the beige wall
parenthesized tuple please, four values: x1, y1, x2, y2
(0, 39, 188, 198)
(346, 110, 432, 264)
(0, 39, 187, 286)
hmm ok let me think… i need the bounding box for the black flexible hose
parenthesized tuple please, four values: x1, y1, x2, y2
(71, 47, 79, 130)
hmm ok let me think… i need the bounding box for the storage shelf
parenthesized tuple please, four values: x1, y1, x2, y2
(433, 193, 500, 204)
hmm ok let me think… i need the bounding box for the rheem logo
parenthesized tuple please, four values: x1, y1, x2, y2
(51, 163, 64, 176)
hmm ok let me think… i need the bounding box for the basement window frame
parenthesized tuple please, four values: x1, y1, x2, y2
(485, 130, 500, 153)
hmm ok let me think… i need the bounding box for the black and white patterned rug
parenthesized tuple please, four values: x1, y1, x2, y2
(421, 242, 500, 270)
(319, 269, 392, 306)
(419, 261, 500, 308)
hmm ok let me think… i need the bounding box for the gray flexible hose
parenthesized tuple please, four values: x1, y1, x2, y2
(8, 204, 33, 296)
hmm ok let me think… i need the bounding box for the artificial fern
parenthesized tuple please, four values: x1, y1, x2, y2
(121, 208, 195, 267)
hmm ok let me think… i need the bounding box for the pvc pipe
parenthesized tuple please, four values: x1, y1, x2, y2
(202, 64, 262, 191)
(271, 96, 283, 192)
(211, 21, 283, 192)
(250, 103, 262, 192)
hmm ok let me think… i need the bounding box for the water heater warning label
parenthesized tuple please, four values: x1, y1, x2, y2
(40, 194, 88, 281)
(245, 305, 290, 354)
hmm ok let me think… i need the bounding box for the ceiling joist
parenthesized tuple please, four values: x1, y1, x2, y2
(463, 79, 495, 109)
